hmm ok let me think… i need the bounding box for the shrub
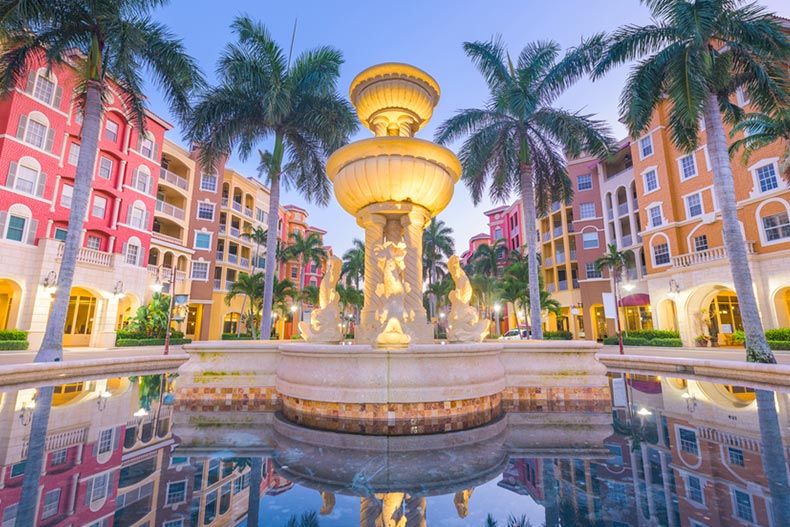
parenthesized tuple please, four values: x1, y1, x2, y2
(117, 329, 185, 344)
(0, 340, 29, 350)
(622, 337, 650, 346)
(768, 340, 790, 351)
(222, 333, 253, 340)
(732, 330, 745, 344)
(115, 338, 192, 347)
(290, 335, 303, 340)
(629, 329, 680, 340)
(544, 331, 573, 340)
(603, 336, 619, 345)
(765, 328, 790, 341)
(0, 329, 28, 341)
(650, 338, 683, 347)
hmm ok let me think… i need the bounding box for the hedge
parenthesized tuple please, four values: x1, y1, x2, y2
(650, 338, 683, 347)
(116, 329, 184, 344)
(116, 338, 192, 347)
(0, 340, 29, 350)
(221, 334, 254, 340)
(544, 331, 573, 340)
(0, 329, 28, 341)
(627, 329, 680, 340)
(768, 340, 790, 351)
(765, 329, 790, 341)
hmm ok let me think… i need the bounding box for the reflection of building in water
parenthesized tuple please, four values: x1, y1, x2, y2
(497, 374, 790, 527)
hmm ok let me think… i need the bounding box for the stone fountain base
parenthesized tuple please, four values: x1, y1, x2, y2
(174, 340, 609, 435)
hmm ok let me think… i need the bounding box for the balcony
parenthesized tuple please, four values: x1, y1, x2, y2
(219, 224, 227, 234)
(621, 235, 633, 248)
(671, 241, 756, 269)
(558, 280, 568, 291)
(159, 167, 189, 191)
(225, 280, 235, 290)
(556, 253, 566, 265)
(543, 232, 551, 242)
(57, 244, 113, 267)
(217, 251, 224, 262)
(227, 253, 238, 265)
(618, 203, 629, 217)
(230, 226, 240, 238)
(553, 226, 563, 237)
(147, 265, 186, 283)
(240, 257, 250, 268)
(232, 201, 242, 213)
(570, 249, 577, 261)
(544, 256, 553, 267)
(607, 208, 614, 220)
(222, 196, 229, 207)
(214, 278, 222, 290)
(152, 230, 182, 245)
(547, 283, 556, 293)
(244, 206, 253, 218)
(155, 200, 185, 220)
(572, 278, 579, 288)
(23, 427, 86, 457)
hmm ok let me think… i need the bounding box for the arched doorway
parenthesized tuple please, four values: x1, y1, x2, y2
(0, 279, 22, 330)
(223, 312, 240, 335)
(658, 299, 678, 332)
(773, 287, 790, 328)
(590, 304, 608, 340)
(704, 289, 742, 345)
(116, 294, 140, 329)
(63, 287, 98, 347)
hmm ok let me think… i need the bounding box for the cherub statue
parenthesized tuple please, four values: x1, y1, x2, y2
(299, 255, 343, 343)
(320, 491, 335, 515)
(453, 488, 475, 518)
(373, 242, 411, 348)
(374, 493, 407, 527)
(447, 255, 490, 342)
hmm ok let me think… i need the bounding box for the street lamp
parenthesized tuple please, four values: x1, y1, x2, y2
(97, 391, 112, 411)
(151, 266, 176, 356)
(42, 270, 58, 295)
(621, 283, 635, 338)
(290, 305, 298, 337)
(493, 304, 501, 336)
(19, 400, 35, 426)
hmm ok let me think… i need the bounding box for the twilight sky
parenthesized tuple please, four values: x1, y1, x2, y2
(146, 0, 790, 255)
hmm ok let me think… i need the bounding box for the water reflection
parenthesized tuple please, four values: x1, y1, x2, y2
(0, 372, 788, 526)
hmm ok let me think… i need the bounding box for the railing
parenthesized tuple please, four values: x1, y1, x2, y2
(672, 241, 756, 269)
(558, 280, 568, 291)
(222, 197, 229, 206)
(244, 207, 253, 218)
(569, 249, 577, 261)
(175, 270, 187, 283)
(618, 203, 629, 217)
(572, 278, 579, 288)
(57, 244, 113, 267)
(232, 201, 242, 213)
(214, 278, 222, 290)
(567, 224, 574, 233)
(159, 167, 189, 191)
(547, 283, 556, 293)
(230, 226, 240, 238)
(543, 232, 551, 242)
(240, 257, 250, 268)
(607, 208, 614, 220)
(227, 253, 238, 265)
(553, 226, 563, 237)
(551, 201, 561, 212)
(155, 199, 185, 220)
(147, 266, 185, 282)
(556, 253, 566, 265)
(152, 231, 182, 245)
(217, 251, 224, 262)
(219, 224, 226, 234)
(23, 427, 87, 457)
(699, 427, 760, 452)
(544, 256, 553, 267)
(622, 235, 633, 248)
(225, 280, 235, 290)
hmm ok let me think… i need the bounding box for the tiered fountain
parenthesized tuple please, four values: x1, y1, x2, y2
(175, 63, 609, 435)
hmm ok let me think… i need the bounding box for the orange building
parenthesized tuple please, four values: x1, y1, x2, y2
(631, 92, 790, 346)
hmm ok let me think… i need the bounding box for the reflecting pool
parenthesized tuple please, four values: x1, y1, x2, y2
(1, 372, 787, 526)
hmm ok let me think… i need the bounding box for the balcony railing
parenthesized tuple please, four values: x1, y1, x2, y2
(672, 241, 756, 269)
(227, 253, 238, 265)
(232, 201, 242, 213)
(558, 280, 568, 291)
(217, 251, 224, 262)
(556, 253, 566, 265)
(23, 427, 86, 457)
(57, 244, 113, 267)
(547, 283, 556, 292)
(214, 278, 222, 290)
(219, 224, 227, 234)
(572, 278, 579, 288)
(570, 249, 577, 261)
(618, 203, 629, 217)
(543, 232, 551, 242)
(222, 197, 229, 206)
(230, 226, 240, 238)
(544, 256, 553, 267)
(621, 234, 633, 248)
(225, 280, 235, 290)
(553, 226, 563, 237)
(244, 206, 253, 218)
(159, 167, 189, 191)
(155, 199, 185, 220)
(607, 208, 614, 220)
(240, 257, 250, 268)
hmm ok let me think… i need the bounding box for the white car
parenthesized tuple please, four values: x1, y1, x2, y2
(499, 329, 528, 340)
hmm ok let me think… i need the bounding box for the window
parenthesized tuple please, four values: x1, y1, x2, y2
(680, 154, 697, 180)
(92, 195, 107, 218)
(756, 164, 779, 193)
(51, 448, 68, 466)
(166, 481, 188, 505)
(104, 120, 119, 142)
(24, 118, 47, 148)
(586, 262, 602, 279)
(577, 174, 593, 191)
(642, 169, 658, 192)
(41, 488, 61, 519)
(140, 137, 154, 158)
(233, 473, 250, 494)
(693, 235, 708, 252)
(582, 231, 599, 249)
(290, 266, 298, 279)
(68, 143, 80, 166)
(2, 504, 17, 527)
(687, 475, 704, 504)
(734, 490, 754, 522)
(98, 157, 113, 180)
(97, 429, 114, 454)
(653, 243, 670, 266)
(255, 208, 266, 223)
(494, 226, 503, 240)
(164, 520, 184, 527)
(728, 447, 744, 467)
(9, 161, 46, 197)
(686, 193, 703, 218)
(191, 261, 209, 280)
(639, 135, 653, 158)
(86, 236, 102, 250)
(54, 228, 67, 241)
(197, 203, 214, 221)
(679, 428, 699, 455)
(90, 473, 109, 504)
(127, 204, 147, 229)
(6, 215, 25, 242)
(763, 212, 790, 242)
(33, 74, 55, 104)
(125, 243, 140, 266)
(200, 173, 217, 192)
(579, 202, 596, 220)
(648, 206, 662, 228)
(195, 232, 211, 250)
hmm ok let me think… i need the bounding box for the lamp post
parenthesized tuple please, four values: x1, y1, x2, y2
(622, 283, 635, 338)
(493, 303, 501, 336)
(152, 266, 176, 356)
(290, 305, 297, 338)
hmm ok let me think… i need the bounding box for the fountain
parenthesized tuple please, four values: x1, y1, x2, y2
(175, 63, 609, 435)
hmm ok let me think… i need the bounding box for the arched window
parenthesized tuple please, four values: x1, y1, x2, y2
(223, 313, 240, 334)
(138, 131, 157, 160)
(494, 227, 503, 240)
(24, 69, 62, 108)
(123, 236, 143, 266)
(757, 199, 790, 245)
(650, 234, 672, 267)
(131, 165, 153, 194)
(6, 156, 47, 198)
(1, 203, 36, 245)
(126, 200, 149, 230)
(16, 111, 54, 152)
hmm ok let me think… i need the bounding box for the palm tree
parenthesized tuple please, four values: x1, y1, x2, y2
(242, 225, 268, 271)
(0, 3, 202, 524)
(340, 238, 365, 289)
(282, 231, 327, 336)
(422, 219, 455, 319)
(595, 244, 633, 354)
(188, 16, 357, 341)
(284, 511, 320, 527)
(225, 272, 265, 338)
(730, 108, 790, 183)
(336, 283, 363, 336)
(593, 0, 790, 363)
(499, 261, 560, 336)
(483, 514, 533, 527)
(470, 239, 506, 278)
(271, 276, 297, 338)
(302, 285, 320, 307)
(437, 36, 615, 339)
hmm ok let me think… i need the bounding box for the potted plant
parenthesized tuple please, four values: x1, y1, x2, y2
(695, 335, 709, 347)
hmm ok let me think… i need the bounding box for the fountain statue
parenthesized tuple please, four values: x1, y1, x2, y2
(327, 63, 461, 346)
(374, 242, 411, 348)
(299, 255, 343, 343)
(447, 255, 490, 342)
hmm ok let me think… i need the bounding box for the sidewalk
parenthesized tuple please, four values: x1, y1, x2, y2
(600, 344, 790, 365)
(0, 344, 185, 368)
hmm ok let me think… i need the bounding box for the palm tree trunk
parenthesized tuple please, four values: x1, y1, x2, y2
(260, 173, 281, 340)
(755, 389, 790, 525)
(543, 459, 559, 527)
(702, 93, 775, 363)
(15, 385, 53, 527)
(236, 295, 247, 337)
(520, 162, 543, 339)
(294, 255, 303, 337)
(247, 457, 263, 527)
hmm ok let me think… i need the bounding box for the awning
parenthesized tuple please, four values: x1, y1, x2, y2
(619, 293, 650, 307)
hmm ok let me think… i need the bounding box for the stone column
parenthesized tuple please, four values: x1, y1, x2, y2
(659, 450, 676, 527)
(641, 445, 656, 519)
(401, 208, 430, 326)
(626, 188, 638, 247)
(357, 212, 387, 344)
